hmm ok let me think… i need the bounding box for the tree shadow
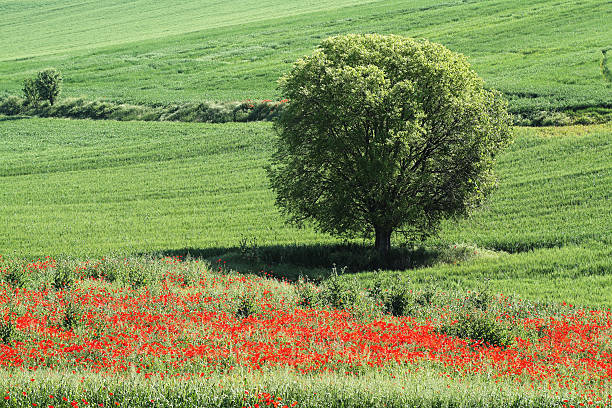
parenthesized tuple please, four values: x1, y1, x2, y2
(148, 243, 448, 282)
(0, 115, 30, 121)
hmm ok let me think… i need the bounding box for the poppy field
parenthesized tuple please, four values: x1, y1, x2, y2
(1, 255, 611, 407)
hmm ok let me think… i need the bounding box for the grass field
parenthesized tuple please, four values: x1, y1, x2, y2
(0, 117, 610, 307)
(1, 0, 611, 113)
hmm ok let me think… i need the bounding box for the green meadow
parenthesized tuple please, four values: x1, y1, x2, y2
(1, 0, 611, 114)
(1, 117, 610, 307)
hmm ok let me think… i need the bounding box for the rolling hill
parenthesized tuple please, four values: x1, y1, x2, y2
(1, 0, 611, 113)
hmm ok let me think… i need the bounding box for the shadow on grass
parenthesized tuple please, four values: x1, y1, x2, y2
(0, 115, 30, 121)
(150, 243, 454, 282)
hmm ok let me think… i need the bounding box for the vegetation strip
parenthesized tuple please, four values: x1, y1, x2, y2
(2, 95, 611, 126)
(0, 97, 286, 124)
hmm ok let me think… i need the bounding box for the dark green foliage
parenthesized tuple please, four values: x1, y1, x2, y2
(439, 313, 512, 348)
(235, 294, 258, 318)
(22, 78, 39, 106)
(127, 265, 147, 289)
(3, 268, 24, 289)
(62, 302, 80, 331)
(512, 107, 612, 126)
(295, 276, 317, 307)
(2, 94, 609, 126)
(463, 289, 494, 312)
(269, 34, 512, 257)
(319, 267, 357, 309)
(238, 236, 261, 264)
(601, 49, 612, 83)
(34, 68, 62, 105)
(52, 266, 73, 290)
(0, 96, 285, 123)
(368, 279, 412, 316)
(1, 261, 25, 289)
(414, 287, 436, 307)
(0, 95, 24, 115)
(0, 319, 13, 345)
(235, 242, 485, 274)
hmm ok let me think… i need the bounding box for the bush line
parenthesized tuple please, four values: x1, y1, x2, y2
(1, 95, 611, 125)
(0, 96, 287, 123)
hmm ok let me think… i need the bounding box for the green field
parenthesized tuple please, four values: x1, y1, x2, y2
(1, 0, 611, 113)
(1, 117, 610, 307)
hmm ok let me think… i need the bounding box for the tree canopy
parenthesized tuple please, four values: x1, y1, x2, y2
(268, 34, 512, 257)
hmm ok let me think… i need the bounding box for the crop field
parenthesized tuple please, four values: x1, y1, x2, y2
(1, 0, 611, 113)
(0, 118, 610, 307)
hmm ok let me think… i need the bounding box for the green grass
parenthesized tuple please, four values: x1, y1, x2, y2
(1, 0, 611, 113)
(0, 118, 610, 307)
(0, 118, 330, 258)
(434, 125, 612, 251)
(0, 369, 571, 408)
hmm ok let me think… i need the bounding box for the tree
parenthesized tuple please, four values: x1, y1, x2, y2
(22, 78, 39, 106)
(35, 68, 62, 105)
(267, 34, 512, 257)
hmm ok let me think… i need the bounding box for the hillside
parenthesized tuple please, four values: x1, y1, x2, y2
(0, 118, 610, 306)
(1, 0, 611, 113)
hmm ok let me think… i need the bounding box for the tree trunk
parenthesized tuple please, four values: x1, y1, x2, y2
(374, 226, 392, 259)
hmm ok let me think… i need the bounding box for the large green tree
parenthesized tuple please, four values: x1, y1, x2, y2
(268, 34, 512, 257)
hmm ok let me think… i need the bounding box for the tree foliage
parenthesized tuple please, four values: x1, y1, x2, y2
(22, 78, 39, 106)
(35, 68, 62, 105)
(267, 34, 512, 256)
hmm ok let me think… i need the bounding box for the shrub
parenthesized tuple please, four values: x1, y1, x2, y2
(0, 319, 14, 345)
(23, 78, 40, 105)
(234, 294, 258, 318)
(367, 279, 412, 316)
(0, 95, 24, 115)
(295, 276, 318, 307)
(319, 266, 357, 309)
(52, 264, 73, 290)
(438, 313, 512, 348)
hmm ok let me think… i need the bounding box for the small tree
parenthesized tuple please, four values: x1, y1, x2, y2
(22, 78, 39, 106)
(268, 34, 512, 258)
(35, 68, 62, 105)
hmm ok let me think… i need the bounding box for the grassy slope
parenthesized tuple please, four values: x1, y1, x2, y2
(0, 118, 328, 257)
(1, 0, 611, 112)
(0, 118, 610, 306)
